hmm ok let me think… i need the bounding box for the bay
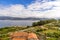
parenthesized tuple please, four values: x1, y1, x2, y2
(0, 20, 39, 28)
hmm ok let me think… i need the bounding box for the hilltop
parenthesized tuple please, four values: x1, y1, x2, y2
(0, 19, 60, 40)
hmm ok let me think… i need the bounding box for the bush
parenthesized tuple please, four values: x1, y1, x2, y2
(32, 19, 57, 26)
(46, 38, 57, 40)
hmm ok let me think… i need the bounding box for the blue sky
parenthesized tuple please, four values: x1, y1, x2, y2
(0, 0, 55, 7)
(0, 0, 35, 7)
(0, 0, 60, 18)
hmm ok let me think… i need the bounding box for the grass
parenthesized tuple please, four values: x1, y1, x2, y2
(0, 20, 60, 40)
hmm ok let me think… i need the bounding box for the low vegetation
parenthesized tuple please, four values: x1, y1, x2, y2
(0, 19, 60, 40)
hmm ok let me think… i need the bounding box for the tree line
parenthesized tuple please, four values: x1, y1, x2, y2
(32, 19, 57, 26)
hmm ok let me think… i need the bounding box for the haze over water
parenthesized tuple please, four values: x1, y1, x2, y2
(0, 20, 39, 28)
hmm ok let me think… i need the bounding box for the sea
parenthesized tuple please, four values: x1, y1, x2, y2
(0, 20, 39, 28)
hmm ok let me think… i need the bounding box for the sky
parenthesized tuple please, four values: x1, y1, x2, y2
(0, 0, 60, 18)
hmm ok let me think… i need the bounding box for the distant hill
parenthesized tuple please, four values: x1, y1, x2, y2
(0, 16, 49, 20)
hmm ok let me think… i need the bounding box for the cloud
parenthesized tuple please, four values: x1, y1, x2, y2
(0, 0, 60, 18)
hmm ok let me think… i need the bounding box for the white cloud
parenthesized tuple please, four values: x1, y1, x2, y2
(0, 0, 60, 18)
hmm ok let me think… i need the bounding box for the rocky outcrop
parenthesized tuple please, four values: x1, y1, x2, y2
(9, 32, 39, 40)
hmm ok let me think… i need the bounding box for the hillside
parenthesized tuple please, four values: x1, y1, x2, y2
(0, 19, 60, 40)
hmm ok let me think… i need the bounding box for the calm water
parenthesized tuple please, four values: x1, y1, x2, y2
(0, 20, 39, 28)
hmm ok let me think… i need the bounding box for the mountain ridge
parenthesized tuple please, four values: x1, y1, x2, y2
(0, 16, 49, 20)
